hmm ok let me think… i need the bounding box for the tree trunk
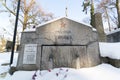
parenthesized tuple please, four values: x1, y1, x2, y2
(22, 0, 28, 31)
(116, 0, 120, 28)
(23, 13, 28, 31)
(90, 0, 95, 28)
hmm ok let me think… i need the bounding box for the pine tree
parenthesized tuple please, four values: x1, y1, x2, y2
(82, 0, 95, 27)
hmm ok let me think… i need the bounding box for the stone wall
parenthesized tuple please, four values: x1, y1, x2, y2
(107, 31, 120, 42)
(101, 30, 120, 67)
(17, 32, 38, 70)
(101, 57, 120, 68)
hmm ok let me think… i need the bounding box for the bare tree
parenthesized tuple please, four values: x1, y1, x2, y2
(0, 0, 53, 31)
(96, 0, 117, 31)
(0, 36, 6, 52)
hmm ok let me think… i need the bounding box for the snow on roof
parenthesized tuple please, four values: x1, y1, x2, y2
(66, 17, 92, 27)
(23, 17, 64, 32)
(66, 17, 97, 31)
(36, 16, 64, 27)
(99, 42, 120, 59)
(106, 28, 120, 35)
(24, 27, 36, 32)
(36, 16, 96, 31)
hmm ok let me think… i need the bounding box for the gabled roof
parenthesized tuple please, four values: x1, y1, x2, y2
(24, 16, 96, 32)
(36, 16, 92, 28)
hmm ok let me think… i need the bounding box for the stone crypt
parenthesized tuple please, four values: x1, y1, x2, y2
(16, 17, 100, 70)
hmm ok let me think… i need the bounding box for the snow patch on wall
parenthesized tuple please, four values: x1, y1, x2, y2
(99, 42, 120, 59)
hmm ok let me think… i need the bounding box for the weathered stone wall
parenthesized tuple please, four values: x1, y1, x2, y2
(100, 30, 120, 68)
(17, 32, 38, 70)
(101, 57, 120, 68)
(107, 31, 120, 42)
(17, 17, 101, 70)
(104, 31, 120, 68)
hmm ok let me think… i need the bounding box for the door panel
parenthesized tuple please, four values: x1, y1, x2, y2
(41, 46, 87, 70)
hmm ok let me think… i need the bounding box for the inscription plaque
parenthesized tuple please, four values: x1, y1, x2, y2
(55, 30, 72, 44)
(23, 44, 37, 64)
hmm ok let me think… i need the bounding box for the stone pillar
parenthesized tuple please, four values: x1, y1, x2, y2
(93, 13, 107, 42)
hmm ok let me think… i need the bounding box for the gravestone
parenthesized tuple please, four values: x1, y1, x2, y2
(6, 41, 12, 52)
(17, 17, 100, 70)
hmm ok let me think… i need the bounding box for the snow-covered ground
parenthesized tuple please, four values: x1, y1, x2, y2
(0, 42, 120, 80)
(4, 64, 120, 80)
(0, 52, 18, 80)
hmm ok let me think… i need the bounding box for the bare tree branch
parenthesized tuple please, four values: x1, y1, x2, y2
(0, 0, 54, 31)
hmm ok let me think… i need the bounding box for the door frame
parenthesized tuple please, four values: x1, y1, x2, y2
(40, 44, 86, 69)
